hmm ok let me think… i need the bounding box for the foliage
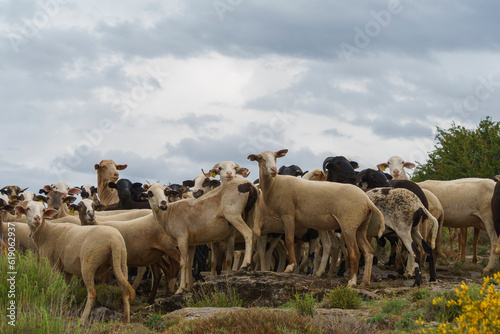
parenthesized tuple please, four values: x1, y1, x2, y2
(412, 117, 500, 181)
(323, 286, 362, 310)
(187, 287, 243, 308)
(292, 292, 318, 317)
(419, 275, 498, 333)
(0, 251, 83, 334)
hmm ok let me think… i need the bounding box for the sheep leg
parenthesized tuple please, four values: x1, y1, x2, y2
(276, 240, 287, 272)
(357, 219, 374, 289)
(81, 270, 97, 325)
(176, 240, 189, 294)
(132, 267, 147, 290)
(399, 233, 419, 280)
(225, 234, 235, 274)
(314, 230, 331, 277)
(472, 228, 480, 264)
(459, 227, 467, 262)
(187, 246, 196, 290)
(411, 227, 436, 282)
(327, 232, 341, 276)
(342, 231, 360, 287)
(147, 264, 162, 304)
(224, 215, 253, 270)
(265, 235, 283, 271)
(281, 215, 297, 273)
(256, 235, 268, 271)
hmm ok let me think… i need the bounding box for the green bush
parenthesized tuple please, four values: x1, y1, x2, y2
(293, 292, 318, 317)
(324, 286, 362, 310)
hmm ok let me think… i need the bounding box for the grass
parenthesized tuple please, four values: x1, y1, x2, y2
(1, 241, 494, 334)
(0, 250, 83, 334)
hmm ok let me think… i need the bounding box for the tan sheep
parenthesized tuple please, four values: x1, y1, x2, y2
(15, 201, 135, 324)
(74, 199, 180, 303)
(248, 149, 385, 288)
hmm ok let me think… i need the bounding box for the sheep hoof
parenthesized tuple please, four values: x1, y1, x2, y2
(239, 265, 250, 272)
(284, 264, 295, 273)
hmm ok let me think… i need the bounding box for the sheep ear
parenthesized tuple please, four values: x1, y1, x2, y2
(34, 195, 47, 203)
(138, 192, 148, 200)
(404, 162, 416, 169)
(68, 187, 81, 195)
(15, 205, 26, 216)
(64, 196, 77, 204)
(376, 163, 388, 171)
(247, 154, 260, 161)
(116, 164, 127, 170)
(237, 167, 250, 178)
(276, 149, 288, 158)
(183, 180, 195, 187)
(349, 160, 359, 169)
(43, 209, 59, 219)
(68, 204, 78, 214)
(94, 163, 100, 170)
(143, 184, 150, 191)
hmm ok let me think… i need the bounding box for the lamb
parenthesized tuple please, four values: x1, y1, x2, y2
(141, 179, 257, 294)
(419, 178, 499, 274)
(94, 159, 127, 207)
(72, 199, 180, 303)
(248, 149, 385, 288)
(15, 200, 135, 324)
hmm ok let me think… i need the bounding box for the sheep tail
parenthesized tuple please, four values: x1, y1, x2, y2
(423, 207, 439, 249)
(110, 240, 136, 303)
(369, 200, 386, 239)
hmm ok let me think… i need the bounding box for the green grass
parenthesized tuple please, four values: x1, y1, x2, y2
(323, 286, 362, 310)
(0, 250, 83, 334)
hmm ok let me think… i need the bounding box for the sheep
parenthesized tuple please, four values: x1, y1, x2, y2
(1, 185, 28, 202)
(72, 199, 180, 303)
(278, 164, 304, 177)
(94, 159, 128, 207)
(377, 156, 416, 180)
(35, 189, 80, 218)
(77, 184, 99, 205)
(0, 198, 35, 253)
(141, 180, 258, 294)
(106, 179, 150, 210)
(15, 201, 135, 324)
(302, 168, 327, 181)
(419, 178, 499, 274)
(182, 174, 221, 198)
(248, 149, 385, 288)
(323, 156, 359, 184)
(365, 187, 439, 285)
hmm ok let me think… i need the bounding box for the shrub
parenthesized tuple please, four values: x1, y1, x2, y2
(292, 292, 318, 317)
(187, 287, 243, 308)
(419, 275, 499, 333)
(323, 286, 362, 310)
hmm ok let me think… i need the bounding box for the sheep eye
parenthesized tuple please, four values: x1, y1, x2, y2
(148, 191, 154, 197)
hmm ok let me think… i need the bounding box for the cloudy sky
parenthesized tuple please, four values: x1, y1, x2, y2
(1, 0, 499, 194)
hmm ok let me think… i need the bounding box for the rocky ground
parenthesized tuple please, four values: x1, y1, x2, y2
(121, 254, 487, 326)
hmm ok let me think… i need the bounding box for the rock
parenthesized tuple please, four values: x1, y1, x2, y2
(90, 307, 123, 322)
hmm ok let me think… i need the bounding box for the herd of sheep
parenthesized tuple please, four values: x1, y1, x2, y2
(1, 149, 499, 325)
